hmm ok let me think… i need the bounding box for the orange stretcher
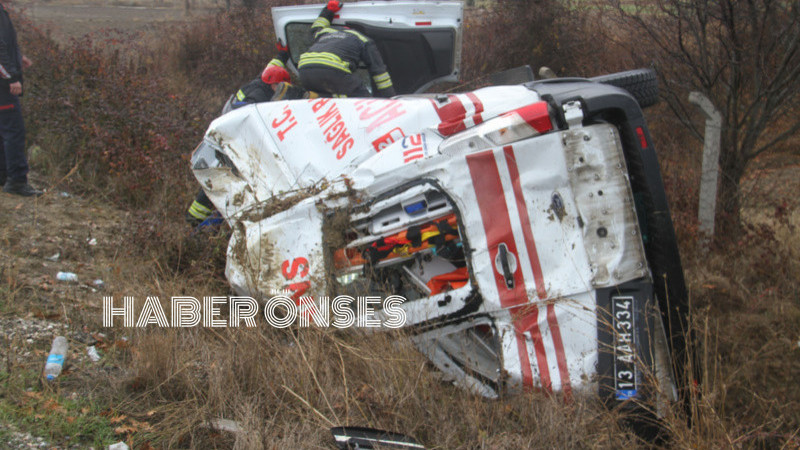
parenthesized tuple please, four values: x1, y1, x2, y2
(426, 266, 470, 295)
(333, 214, 459, 271)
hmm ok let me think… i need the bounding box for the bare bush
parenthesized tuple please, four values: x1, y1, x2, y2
(459, 0, 598, 86)
(605, 0, 800, 237)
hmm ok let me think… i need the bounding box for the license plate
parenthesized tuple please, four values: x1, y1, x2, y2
(612, 295, 638, 400)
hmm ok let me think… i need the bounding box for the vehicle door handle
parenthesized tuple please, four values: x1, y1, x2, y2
(497, 243, 515, 289)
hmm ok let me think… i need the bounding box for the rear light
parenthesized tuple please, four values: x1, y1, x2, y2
(635, 126, 648, 149)
(438, 101, 553, 155)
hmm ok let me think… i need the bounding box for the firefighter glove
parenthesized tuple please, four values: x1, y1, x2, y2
(326, 0, 342, 12)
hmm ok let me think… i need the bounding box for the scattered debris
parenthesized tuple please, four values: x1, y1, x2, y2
(331, 426, 425, 450)
(87, 345, 101, 362)
(205, 418, 244, 433)
(43, 336, 69, 381)
(46, 252, 60, 262)
(56, 271, 78, 282)
(107, 442, 129, 450)
(93, 279, 105, 289)
(87, 238, 98, 246)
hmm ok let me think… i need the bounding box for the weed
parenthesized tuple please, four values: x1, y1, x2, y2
(0, 369, 116, 447)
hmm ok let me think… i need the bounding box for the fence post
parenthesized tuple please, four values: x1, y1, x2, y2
(688, 91, 722, 246)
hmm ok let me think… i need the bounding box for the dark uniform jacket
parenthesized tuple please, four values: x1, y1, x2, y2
(298, 8, 395, 98)
(0, 3, 23, 109)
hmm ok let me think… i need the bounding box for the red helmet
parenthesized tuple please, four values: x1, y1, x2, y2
(261, 65, 291, 85)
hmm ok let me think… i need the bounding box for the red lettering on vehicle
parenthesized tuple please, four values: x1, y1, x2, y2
(403, 149, 424, 163)
(337, 139, 353, 160)
(354, 99, 407, 133)
(314, 102, 355, 160)
(401, 134, 426, 163)
(317, 103, 341, 128)
(311, 97, 331, 112)
(332, 128, 352, 153)
(287, 281, 310, 304)
(281, 257, 311, 305)
(281, 257, 310, 280)
(272, 105, 298, 142)
(372, 127, 405, 152)
(326, 122, 345, 141)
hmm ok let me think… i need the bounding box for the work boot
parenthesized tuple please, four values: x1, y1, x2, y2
(3, 180, 43, 197)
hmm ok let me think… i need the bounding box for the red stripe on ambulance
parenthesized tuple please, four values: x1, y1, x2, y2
(502, 146, 546, 299)
(466, 150, 552, 391)
(465, 92, 484, 125)
(503, 144, 572, 397)
(430, 95, 467, 136)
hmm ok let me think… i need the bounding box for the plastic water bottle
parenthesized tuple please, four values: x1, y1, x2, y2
(56, 272, 78, 282)
(44, 336, 68, 381)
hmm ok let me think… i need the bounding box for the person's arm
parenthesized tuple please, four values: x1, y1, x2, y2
(0, 35, 21, 85)
(267, 40, 290, 69)
(310, 1, 341, 40)
(363, 40, 395, 98)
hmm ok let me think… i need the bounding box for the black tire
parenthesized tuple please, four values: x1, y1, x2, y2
(591, 69, 659, 108)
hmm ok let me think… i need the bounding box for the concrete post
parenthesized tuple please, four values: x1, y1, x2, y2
(688, 92, 722, 245)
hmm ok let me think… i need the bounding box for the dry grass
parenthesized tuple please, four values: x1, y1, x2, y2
(117, 324, 641, 448)
(71, 194, 796, 448)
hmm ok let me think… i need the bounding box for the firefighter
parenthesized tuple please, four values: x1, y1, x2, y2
(297, 0, 395, 98)
(221, 42, 293, 114)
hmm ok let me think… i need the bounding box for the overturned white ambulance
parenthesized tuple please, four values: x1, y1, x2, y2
(191, 1, 689, 409)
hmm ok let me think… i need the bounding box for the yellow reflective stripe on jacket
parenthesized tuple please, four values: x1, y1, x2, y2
(343, 29, 369, 42)
(271, 82, 290, 101)
(235, 90, 246, 101)
(313, 27, 338, 37)
(268, 58, 285, 68)
(187, 200, 213, 220)
(312, 16, 334, 38)
(312, 16, 331, 30)
(298, 52, 351, 73)
(372, 72, 393, 89)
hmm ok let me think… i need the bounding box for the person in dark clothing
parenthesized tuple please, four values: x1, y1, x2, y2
(298, 0, 395, 98)
(0, 1, 41, 197)
(186, 189, 218, 228)
(220, 42, 292, 114)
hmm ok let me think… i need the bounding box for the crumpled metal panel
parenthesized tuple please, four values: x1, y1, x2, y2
(562, 125, 648, 286)
(226, 197, 324, 300)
